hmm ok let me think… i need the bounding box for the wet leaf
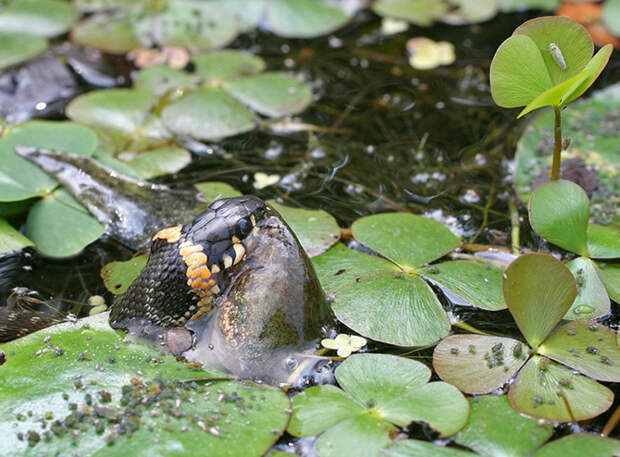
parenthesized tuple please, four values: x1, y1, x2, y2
(0, 313, 290, 457)
(161, 87, 255, 140)
(101, 255, 148, 295)
(0, 217, 33, 254)
(312, 243, 450, 347)
(498, 0, 559, 12)
(503, 253, 577, 348)
(538, 320, 620, 382)
(586, 224, 620, 259)
(421, 260, 506, 311)
(0, 0, 77, 38)
(372, 0, 448, 26)
(433, 335, 527, 394)
(133, 65, 196, 96)
(530, 434, 620, 457)
(73, 0, 146, 13)
(351, 213, 460, 270)
(528, 180, 590, 257)
(0, 121, 98, 201)
(193, 50, 265, 82)
(406, 37, 455, 70)
(120, 145, 191, 180)
(603, 0, 620, 36)
(383, 440, 477, 457)
(66, 89, 156, 134)
(264, 0, 350, 38)
(440, 0, 498, 25)
(70, 12, 141, 54)
(508, 355, 613, 421)
(268, 200, 340, 257)
(564, 257, 610, 320)
(25, 189, 105, 258)
(453, 395, 553, 457)
(194, 182, 242, 202)
(288, 354, 468, 457)
(223, 72, 312, 117)
(595, 262, 620, 303)
(0, 32, 47, 69)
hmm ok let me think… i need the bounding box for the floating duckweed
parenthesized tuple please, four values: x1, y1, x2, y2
(565, 326, 576, 336)
(512, 343, 523, 359)
(532, 395, 545, 408)
(468, 345, 476, 354)
(450, 348, 459, 355)
(558, 378, 573, 389)
(538, 358, 549, 371)
(485, 342, 505, 368)
(588, 323, 599, 331)
(586, 346, 600, 355)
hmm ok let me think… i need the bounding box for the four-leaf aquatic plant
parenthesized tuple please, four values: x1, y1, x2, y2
(490, 16, 612, 181)
(433, 253, 620, 421)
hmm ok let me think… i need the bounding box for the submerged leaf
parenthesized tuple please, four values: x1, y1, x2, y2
(101, 255, 148, 295)
(0, 217, 34, 254)
(565, 257, 610, 320)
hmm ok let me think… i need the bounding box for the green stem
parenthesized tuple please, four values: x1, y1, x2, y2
(454, 321, 490, 336)
(550, 105, 562, 181)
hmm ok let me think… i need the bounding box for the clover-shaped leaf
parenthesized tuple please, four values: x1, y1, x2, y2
(433, 253, 620, 421)
(321, 334, 367, 358)
(0, 217, 34, 255)
(288, 354, 468, 457)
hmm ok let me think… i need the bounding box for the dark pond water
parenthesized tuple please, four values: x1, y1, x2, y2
(1, 8, 619, 448)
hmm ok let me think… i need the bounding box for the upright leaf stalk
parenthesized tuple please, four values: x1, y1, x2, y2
(551, 105, 562, 181)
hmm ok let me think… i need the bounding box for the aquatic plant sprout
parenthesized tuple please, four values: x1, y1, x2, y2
(490, 16, 612, 181)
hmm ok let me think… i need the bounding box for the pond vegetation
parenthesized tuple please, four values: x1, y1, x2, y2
(0, 1, 619, 456)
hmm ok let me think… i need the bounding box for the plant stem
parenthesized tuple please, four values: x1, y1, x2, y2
(551, 105, 562, 181)
(602, 403, 620, 436)
(454, 321, 490, 336)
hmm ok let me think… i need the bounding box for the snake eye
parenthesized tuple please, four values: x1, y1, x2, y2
(236, 218, 252, 237)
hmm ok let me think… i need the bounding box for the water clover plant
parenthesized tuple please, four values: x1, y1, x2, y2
(490, 16, 612, 181)
(321, 334, 367, 358)
(433, 253, 620, 421)
(67, 50, 313, 141)
(312, 212, 507, 347)
(287, 353, 469, 457)
(528, 179, 620, 318)
(382, 395, 620, 457)
(0, 313, 291, 457)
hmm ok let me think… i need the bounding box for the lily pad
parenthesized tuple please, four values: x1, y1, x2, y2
(0, 313, 290, 457)
(508, 355, 613, 421)
(503, 253, 577, 348)
(0, 32, 47, 70)
(383, 440, 477, 457)
(161, 87, 256, 140)
(70, 12, 142, 54)
(312, 243, 450, 346)
(530, 434, 620, 457)
(595, 262, 620, 303)
(132, 65, 196, 96)
(223, 72, 313, 117)
(268, 200, 340, 257)
(0, 121, 98, 202)
(0, 217, 33, 254)
(586, 223, 620, 259)
(66, 89, 156, 134)
(433, 335, 528, 394)
(24, 189, 105, 258)
(538, 320, 620, 382)
(288, 354, 468, 457)
(453, 395, 553, 457)
(371, 0, 448, 26)
(565, 257, 610, 319)
(351, 213, 460, 270)
(101, 254, 148, 295)
(0, 0, 77, 38)
(264, 0, 350, 38)
(193, 50, 266, 83)
(118, 145, 191, 180)
(421, 260, 506, 311)
(440, 0, 498, 25)
(194, 181, 242, 201)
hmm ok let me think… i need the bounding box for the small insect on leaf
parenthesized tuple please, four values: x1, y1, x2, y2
(548, 43, 567, 71)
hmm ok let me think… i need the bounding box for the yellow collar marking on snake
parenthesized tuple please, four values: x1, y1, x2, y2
(152, 225, 182, 243)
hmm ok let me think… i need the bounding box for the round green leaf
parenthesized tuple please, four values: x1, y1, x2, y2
(0, 32, 47, 69)
(498, 0, 559, 11)
(0, 121, 98, 201)
(66, 89, 156, 133)
(71, 12, 141, 54)
(517, 69, 588, 118)
(539, 320, 620, 382)
(133, 65, 196, 96)
(531, 434, 620, 457)
(371, 0, 448, 26)
(384, 440, 477, 457)
(0, 313, 289, 457)
(0, 217, 33, 254)
(528, 180, 590, 256)
(194, 181, 242, 201)
(73, 0, 146, 13)
(564, 257, 610, 319)
(603, 0, 620, 36)
(24, 189, 105, 258)
(587, 224, 620, 259)
(453, 395, 553, 457)
(224, 72, 312, 117)
(265, 0, 350, 38)
(211, 0, 265, 32)
(0, 0, 77, 38)
(352, 213, 460, 269)
(268, 200, 340, 257)
(595, 262, 620, 303)
(439, 0, 498, 25)
(312, 243, 450, 346)
(490, 34, 553, 108)
(193, 50, 266, 83)
(433, 334, 528, 394)
(136, 0, 239, 50)
(503, 253, 577, 348)
(161, 87, 256, 140)
(422, 260, 507, 311)
(101, 254, 148, 295)
(558, 44, 613, 108)
(508, 355, 613, 421)
(120, 145, 191, 180)
(315, 415, 397, 457)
